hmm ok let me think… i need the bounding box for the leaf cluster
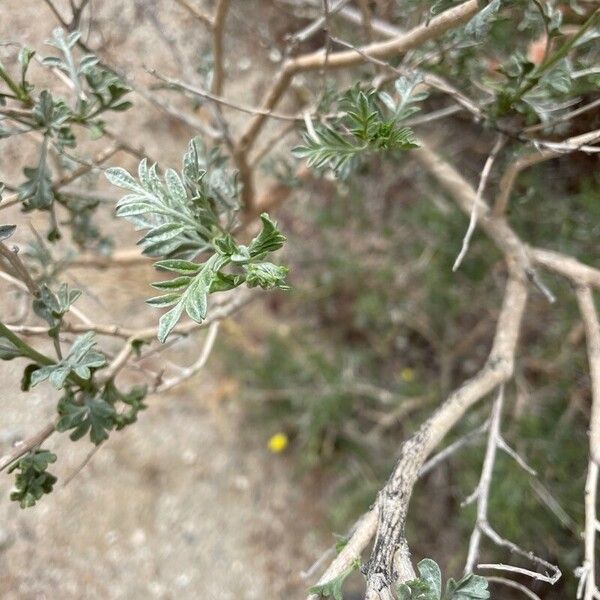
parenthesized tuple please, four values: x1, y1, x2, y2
(8, 450, 57, 509)
(107, 138, 289, 343)
(29, 331, 106, 389)
(293, 78, 422, 178)
(53, 380, 147, 446)
(397, 559, 489, 600)
(0, 30, 132, 242)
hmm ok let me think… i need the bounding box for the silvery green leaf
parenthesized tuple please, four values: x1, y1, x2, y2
(209, 272, 244, 292)
(115, 203, 155, 217)
(115, 193, 150, 208)
(146, 293, 182, 307)
(184, 269, 212, 323)
(31, 332, 105, 389)
(248, 213, 286, 256)
(165, 168, 187, 207)
(68, 332, 95, 361)
(142, 237, 187, 257)
(157, 302, 186, 343)
(154, 259, 201, 274)
(150, 276, 192, 291)
(244, 262, 289, 290)
(138, 158, 152, 190)
(49, 366, 71, 388)
(445, 574, 490, 599)
(105, 167, 144, 193)
(30, 365, 56, 387)
(463, 0, 501, 41)
(417, 559, 442, 600)
(397, 584, 413, 600)
(78, 54, 99, 72)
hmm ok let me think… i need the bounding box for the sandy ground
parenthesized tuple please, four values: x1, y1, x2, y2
(0, 1, 334, 597)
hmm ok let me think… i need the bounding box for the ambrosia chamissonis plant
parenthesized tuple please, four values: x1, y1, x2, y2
(106, 136, 289, 343)
(0, 28, 287, 508)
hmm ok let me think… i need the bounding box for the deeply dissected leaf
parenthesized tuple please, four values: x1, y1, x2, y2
(293, 85, 420, 177)
(56, 390, 116, 444)
(108, 149, 288, 343)
(463, 0, 502, 41)
(33, 282, 81, 337)
(445, 574, 490, 599)
(30, 331, 106, 389)
(248, 213, 287, 257)
(396, 559, 489, 600)
(244, 262, 289, 290)
(8, 450, 57, 509)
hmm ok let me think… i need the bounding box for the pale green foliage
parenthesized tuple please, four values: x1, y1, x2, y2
(30, 332, 106, 389)
(397, 559, 489, 600)
(293, 81, 421, 178)
(107, 139, 289, 343)
(8, 450, 57, 509)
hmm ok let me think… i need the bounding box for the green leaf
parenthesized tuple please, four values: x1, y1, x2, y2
(244, 262, 289, 290)
(102, 381, 147, 430)
(19, 139, 54, 210)
(8, 449, 57, 508)
(294, 86, 420, 177)
(150, 276, 192, 291)
(30, 332, 105, 389)
(154, 259, 202, 274)
(165, 168, 187, 206)
(397, 584, 414, 600)
(56, 390, 116, 444)
(445, 574, 489, 600)
(146, 293, 182, 307)
(33, 282, 81, 337)
(157, 302, 186, 344)
(184, 268, 212, 323)
(139, 222, 186, 244)
(417, 559, 442, 600)
(463, 0, 502, 41)
(107, 144, 287, 343)
(248, 213, 287, 257)
(105, 167, 144, 193)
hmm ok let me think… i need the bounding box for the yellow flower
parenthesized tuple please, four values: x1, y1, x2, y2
(400, 368, 415, 383)
(268, 432, 288, 454)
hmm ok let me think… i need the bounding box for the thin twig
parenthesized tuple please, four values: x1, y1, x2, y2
(211, 0, 231, 96)
(487, 576, 543, 599)
(575, 286, 600, 600)
(0, 242, 39, 296)
(464, 386, 505, 573)
(0, 422, 56, 472)
(453, 135, 504, 272)
(154, 321, 220, 392)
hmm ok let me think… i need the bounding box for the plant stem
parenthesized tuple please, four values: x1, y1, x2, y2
(0, 321, 55, 366)
(0, 63, 31, 105)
